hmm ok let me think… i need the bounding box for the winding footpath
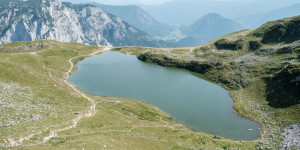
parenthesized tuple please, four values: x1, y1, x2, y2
(7, 47, 111, 147)
(42, 47, 111, 143)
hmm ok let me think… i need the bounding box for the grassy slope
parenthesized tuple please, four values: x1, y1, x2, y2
(0, 40, 98, 146)
(132, 16, 300, 149)
(0, 40, 258, 149)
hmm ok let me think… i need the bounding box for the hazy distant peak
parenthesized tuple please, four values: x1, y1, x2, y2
(191, 13, 242, 27)
(92, 3, 174, 37)
(178, 13, 243, 46)
(201, 13, 224, 18)
(195, 13, 229, 23)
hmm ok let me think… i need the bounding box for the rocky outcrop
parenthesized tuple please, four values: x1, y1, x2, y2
(138, 53, 214, 74)
(0, 43, 46, 52)
(252, 15, 300, 44)
(265, 64, 300, 108)
(214, 39, 244, 50)
(137, 52, 242, 89)
(280, 124, 300, 149)
(248, 41, 262, 51)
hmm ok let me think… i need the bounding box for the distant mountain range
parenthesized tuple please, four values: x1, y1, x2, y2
(178, 13, 243, 46)
(91, 3, 174, 37)
(0, 0, 171, 47)
(1, 0, 299, 48)
(141, 0, 300, 25)
(237, 3, 300, 29)
(58, 0, 300, 48)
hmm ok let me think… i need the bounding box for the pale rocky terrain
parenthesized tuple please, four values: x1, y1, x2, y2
(281, 124, 300, 149)
(0, 0, 169, 47)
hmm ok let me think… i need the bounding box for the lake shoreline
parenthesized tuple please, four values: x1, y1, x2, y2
(111, 45, 299, 149)
(69, 52, 259, 141)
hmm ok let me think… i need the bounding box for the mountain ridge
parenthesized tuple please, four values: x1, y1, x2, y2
(178, 13, 243, 46)
(0, 0, 171, 47)
(141, 0, 300, 25)
(0, 15, 299, 150)
(90, 3, 175, 37)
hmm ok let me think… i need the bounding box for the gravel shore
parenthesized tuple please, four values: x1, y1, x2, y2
(281, 124, 300, 149)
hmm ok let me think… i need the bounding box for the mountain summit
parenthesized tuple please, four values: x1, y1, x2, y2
(179, 13, 243, 46)
(0, 0, 170, 47)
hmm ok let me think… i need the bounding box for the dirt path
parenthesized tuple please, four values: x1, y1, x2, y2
(42, 47, 111, 143)
(6, 47, 111, 147)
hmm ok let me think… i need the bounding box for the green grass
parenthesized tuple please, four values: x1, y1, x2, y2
(132, 17, 300, 149)
(1, 16, 299, 149)
(0, 40, 261, 149)
(0, 40, 101, 146)
(22, 96, 259, 149)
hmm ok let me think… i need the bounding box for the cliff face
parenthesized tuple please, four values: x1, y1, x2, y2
(266, 64, 300, 108)
(0, 0, 170, 47)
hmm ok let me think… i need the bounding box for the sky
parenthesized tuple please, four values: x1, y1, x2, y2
(61, 0, 173, 5)
(141, 0, 172, 5)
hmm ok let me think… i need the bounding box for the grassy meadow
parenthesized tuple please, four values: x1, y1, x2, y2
(0, 40, 261, 149)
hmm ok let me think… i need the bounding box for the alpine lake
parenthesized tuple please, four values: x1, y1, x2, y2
(68, 51, 260, 141)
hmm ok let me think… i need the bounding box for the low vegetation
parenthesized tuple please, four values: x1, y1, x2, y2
(1, 15, 299, 149)
(134, 15, 300, 149)
(1, 40, 259, 149)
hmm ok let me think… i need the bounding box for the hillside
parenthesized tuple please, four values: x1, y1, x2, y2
(0, 40, 260, 149)
(178, 13, 243, 46)
(138, 15, 300, 109)
(92, 3, 175, 37)
(130, 15, 300, 149)
(0, 15, 299, 150)
(0, 0, 170, 47)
